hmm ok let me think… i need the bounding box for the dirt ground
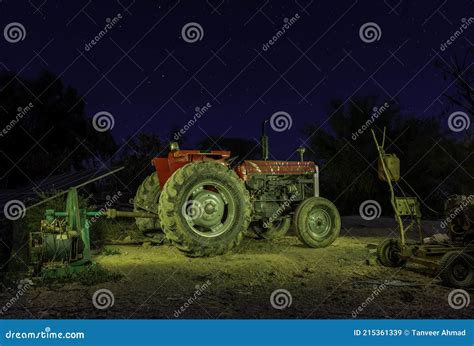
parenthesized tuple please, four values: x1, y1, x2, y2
(1, 217, 473, 319)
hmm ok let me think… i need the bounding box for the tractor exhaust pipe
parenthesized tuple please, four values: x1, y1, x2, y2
(261, 120, 269, 161)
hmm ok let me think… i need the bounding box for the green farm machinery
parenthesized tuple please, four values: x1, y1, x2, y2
(27, 168, 158, 278)
(372, 129, 474, 288)
(26, 119, 342, 276)
(132, 120, 340, 257)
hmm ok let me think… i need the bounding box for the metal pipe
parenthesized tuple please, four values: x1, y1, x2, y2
(25, 167, 125, 211)
(313, 168, 319, 197)
(261, 120, 269, 161)
(52, 208, 158, 220)
(371, 129, 405, 246)
(104, 209, 158, 219)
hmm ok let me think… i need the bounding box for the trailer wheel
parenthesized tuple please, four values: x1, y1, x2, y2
(439, 251, 474, 288)
(134, 173, 163, 241)
(377, 239, 406, 267)
(252, 217, 291, 240)
(159, 161, 252, 257)
(293, 197, 340, 248)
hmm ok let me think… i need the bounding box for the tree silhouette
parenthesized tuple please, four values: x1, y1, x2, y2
(0, 71, 116, 188)
(434, 49, 474, 197)
(198, 136, 260, 165)
(116, 133, 164, 194)
(304, 96, 469, 215)
(435, 47, 474, 117)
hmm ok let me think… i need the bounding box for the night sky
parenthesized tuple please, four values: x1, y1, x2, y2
(0, 0, 472, 158)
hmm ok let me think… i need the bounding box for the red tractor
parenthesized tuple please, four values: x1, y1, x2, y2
(133, 122, 340, 256)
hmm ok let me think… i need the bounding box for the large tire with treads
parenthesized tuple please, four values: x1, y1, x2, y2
(293, 197, 340, 248)
(159, 161, 252, 257)
(377, 238, 406, 267)
(438, 251, 474, 288)
(134, 173, 161, 234)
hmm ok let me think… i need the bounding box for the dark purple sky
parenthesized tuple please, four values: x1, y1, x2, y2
(0, 0, 471, 158)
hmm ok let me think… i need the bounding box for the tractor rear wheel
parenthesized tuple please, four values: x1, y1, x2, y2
(252, 218, 291, 240)
(159, 161, 252, 257)
(439, 251, 474, 288)
(377, 238, 406, 267)
(293, 197, 340, 248)
(134, 173, 163, 242)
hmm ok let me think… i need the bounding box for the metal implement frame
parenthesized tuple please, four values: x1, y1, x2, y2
(371, 128, 474, 271)
(29, 169, 159, 278)
(371, 129, 422, 247)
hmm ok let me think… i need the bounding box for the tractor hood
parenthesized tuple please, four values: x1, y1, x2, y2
(236, 160, 317, 180)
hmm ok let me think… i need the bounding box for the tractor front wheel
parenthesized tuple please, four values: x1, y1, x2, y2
(293, 197, 340, 248)
(159, 161, 252, 257)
